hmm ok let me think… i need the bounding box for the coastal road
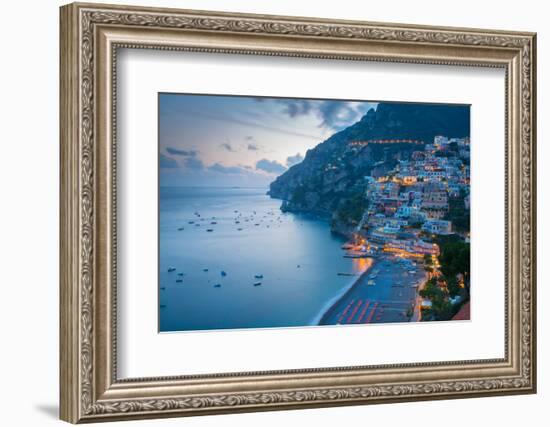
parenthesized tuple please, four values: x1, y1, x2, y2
(319, 254, 427, 325)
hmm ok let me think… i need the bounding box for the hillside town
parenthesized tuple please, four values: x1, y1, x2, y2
(343, 135, 471, 321)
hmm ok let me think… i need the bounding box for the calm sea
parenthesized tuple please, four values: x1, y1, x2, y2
(159, 186, 367, 332)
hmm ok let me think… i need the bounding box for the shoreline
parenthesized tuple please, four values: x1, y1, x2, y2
(317, 254, 427, 325)
(315, 257, 378, 325)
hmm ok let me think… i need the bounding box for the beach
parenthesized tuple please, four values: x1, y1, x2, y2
(319, 254, 427, 325)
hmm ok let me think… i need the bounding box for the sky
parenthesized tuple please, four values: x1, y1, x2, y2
(159, 93, 378, 188)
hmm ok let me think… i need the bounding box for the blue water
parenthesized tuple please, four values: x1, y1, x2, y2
(159, 186, 366, 332)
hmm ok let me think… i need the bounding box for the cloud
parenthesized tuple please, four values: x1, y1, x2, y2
(208, 163, 244, 174)
(256, 159, 287, 175)
(183, 156, 204, 171)
(160, 153, 179, 169)
(244, 136, 260, 151)
(220, 142, 235, 152)
(274, 99, 313, 118)
(264, 98, 377, 131)
(286, 153, 304, 167)
(166, 147, 197, 157)
(317, 101, 373, 130)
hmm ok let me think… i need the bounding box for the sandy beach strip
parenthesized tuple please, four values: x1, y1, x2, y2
(318, 254, 425, 325)
(317, 259, 379, 325)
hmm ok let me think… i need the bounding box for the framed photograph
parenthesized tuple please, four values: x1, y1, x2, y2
(60, 2, 537, 423)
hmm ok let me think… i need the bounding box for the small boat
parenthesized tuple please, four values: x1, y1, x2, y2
(176, 279, 183, 283)
(297, 264, 301, 268)
(177, 227, 184, 231)
(254, 274, 263, 279)
(206, 229, 213, 232)
(203, 268, 209, 272)
(195, 223, 200, 227)
(221, 271, 227, 277)
(177, 273, 184, 277)
(367, 280, 375, 286)
(237, 228, 243, 231)
(160, 286, 166, 290)
(253, 282, 262, 286)
(160, 304, 167, 308)
(211, 221, 217, 225)
(214, 284, 221, 288)
(167, 267, 176, 272)
(254, 224, 260, 226)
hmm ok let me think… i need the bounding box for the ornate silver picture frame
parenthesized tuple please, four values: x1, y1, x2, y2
(60, 2, 536, 423)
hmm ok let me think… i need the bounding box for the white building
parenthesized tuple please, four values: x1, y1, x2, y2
(422, 219, 452, 235)
(434, 135, 449, 147)
(412, 240, 440, 255)
(395, 205, 413, 218)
